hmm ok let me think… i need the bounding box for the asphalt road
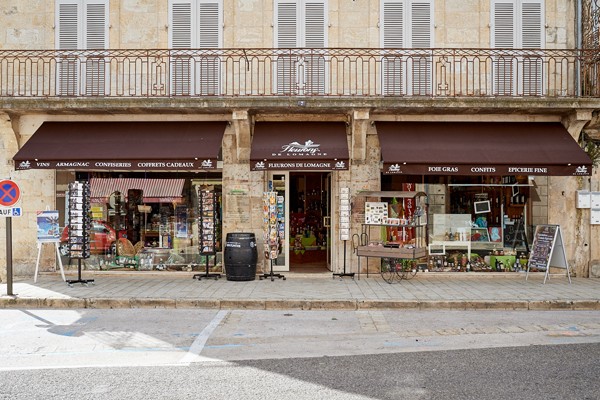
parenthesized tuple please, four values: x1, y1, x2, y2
(1, 309, 599, 399)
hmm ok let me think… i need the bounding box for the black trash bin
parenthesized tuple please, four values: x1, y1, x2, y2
(224, 233, 258, 281)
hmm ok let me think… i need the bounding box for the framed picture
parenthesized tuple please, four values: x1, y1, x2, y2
(471, 227, 490, 242)
(488, 226, 503, 242)
(474, 200, 491, 214)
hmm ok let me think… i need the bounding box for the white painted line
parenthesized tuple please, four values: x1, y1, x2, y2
(179, 310, 229, 364)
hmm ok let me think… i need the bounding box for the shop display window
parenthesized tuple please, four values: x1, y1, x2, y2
(55, 171, 223, 272)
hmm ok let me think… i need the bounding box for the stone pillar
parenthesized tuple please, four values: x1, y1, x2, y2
(1, 114, 56, 280)
(222, 110, 265, 271)
(547, 112, 593, 277)
(341, 112, 381, 274)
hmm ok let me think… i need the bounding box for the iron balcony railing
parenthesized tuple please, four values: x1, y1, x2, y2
(1, 48, 599, 99)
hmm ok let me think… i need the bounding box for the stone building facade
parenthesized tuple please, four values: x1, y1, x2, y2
(1, 0, 599, 282)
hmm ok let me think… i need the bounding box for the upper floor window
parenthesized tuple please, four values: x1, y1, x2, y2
(55, 0, 109, 96)
(274, 0, 327, 95)
(491, 0, 544, 95)
(380, 0, 433, 96)
(169, 0, 223, 95)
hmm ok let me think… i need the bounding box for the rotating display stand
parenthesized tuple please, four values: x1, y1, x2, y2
(66, 181, 94, 286)
(260, 191, 285, 281)
(193, 188, 221, 280)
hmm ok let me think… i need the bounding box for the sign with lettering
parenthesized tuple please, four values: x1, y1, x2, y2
(0, 179, 22, 218)
(526, 224, 571, 283)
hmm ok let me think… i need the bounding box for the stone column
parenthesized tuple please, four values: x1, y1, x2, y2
(222, 110, 265, 271)
(548, 112, 593, 277)
(341, 111, 381, 274)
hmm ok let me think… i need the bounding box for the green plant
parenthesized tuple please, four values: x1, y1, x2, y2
(581, 134, 600, 168)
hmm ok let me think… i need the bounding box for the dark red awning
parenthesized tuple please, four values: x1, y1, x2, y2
(250, 122, 349, 171)
(377, 122, 592, 176)
(13, 121, 226, 171)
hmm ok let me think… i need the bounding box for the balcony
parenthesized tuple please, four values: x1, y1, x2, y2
(0, 48, 599, 100)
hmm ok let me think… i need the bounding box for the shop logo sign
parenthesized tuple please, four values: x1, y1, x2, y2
(18, 160, 31, 169)
(278, 140, 324, 156)
(335, 161, 346, 169)
(388, 164, 402, 173)
(254, 161, 266, 170)
(575, 165, 589, 175)
(201, 159, 213, 168)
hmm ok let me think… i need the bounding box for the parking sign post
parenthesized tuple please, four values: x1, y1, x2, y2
(6, 216, 13, 295)
(1, 179, 22, 296)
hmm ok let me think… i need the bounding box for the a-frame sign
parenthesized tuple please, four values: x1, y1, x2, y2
(526, 224, 571, 284)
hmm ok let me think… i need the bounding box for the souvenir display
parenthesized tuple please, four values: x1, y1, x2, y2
(67, 181, 91, 259)
(263, 191, 282, 260)
(197, 188, 216, 255)
(364, 202, 388, 224)
(339, 187, 350, 241)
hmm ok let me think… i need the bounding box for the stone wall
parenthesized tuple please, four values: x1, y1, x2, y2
(0, 0, 576, 50)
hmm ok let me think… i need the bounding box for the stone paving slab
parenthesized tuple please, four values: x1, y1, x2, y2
(1, 270, 599, 310)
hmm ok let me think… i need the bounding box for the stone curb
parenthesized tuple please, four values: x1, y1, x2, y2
(2, 297, 600, 310)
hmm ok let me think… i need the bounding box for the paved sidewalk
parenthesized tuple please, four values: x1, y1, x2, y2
(2, 269, 600, 310)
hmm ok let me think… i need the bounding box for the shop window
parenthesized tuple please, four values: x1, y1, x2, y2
(56, 172, 223, 272)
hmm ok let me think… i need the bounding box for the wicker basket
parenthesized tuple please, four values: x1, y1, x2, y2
(116, 238, 135, 257)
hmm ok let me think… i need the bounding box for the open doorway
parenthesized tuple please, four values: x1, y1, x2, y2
(289, 172, 331, 273)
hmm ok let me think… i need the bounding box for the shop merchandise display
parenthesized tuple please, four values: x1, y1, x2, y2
(260, 191, 286, 281)
(66, 181, 94, 286)
(193, 188, 221, 280)
(67, 181, 91, 259)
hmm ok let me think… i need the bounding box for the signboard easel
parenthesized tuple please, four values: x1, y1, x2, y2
(34, 209, 66, 283)
(526, 224, 571, 284)
(34, 242, 66, 283)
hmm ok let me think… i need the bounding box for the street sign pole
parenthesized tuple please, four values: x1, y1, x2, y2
(0, 179, 21, 296)
(6, 216, 13, 296)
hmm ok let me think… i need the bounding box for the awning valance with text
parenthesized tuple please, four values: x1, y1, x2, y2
(90, 178, 185, 203)
(250, 122, 349, 171)
(13, 121, 227, 171)
(377, 122, 592, 176)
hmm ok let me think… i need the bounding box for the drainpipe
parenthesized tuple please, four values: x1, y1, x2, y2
(576, 0, 582, 96)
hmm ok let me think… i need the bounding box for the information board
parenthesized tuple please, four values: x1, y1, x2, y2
(526, 224, 571, 283)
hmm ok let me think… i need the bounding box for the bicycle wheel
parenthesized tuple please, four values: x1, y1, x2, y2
(402, 259, 418, 280)
(380, 258, 395, 283)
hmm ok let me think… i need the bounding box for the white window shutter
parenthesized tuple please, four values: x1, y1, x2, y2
(382, 0, 405, 95)
(382, 0, 404, 48)
(521, 0, 543, 95)
(57, 1, 80, 95)
(275, 0, 298, 94)
(492, 1, 515, 48)
(85, 1, 107, 49)
(521, 0, 542, 48)
(198, 0, 221, 48)
(304, 1, 325, 48)
(198, 0, 221, 95)
(410, 1, 432, 95)
(84, 1, 107, 96)
(410, 1, 431, 48)
(492, 0, 516, 95)
(275, 0, 298, 47)
(304, 0, 326, 94)
(170, 1, 193, 95)
(58, 2, 80, 50)
(170, 1, 192, 48)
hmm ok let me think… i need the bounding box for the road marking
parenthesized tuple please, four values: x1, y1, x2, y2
(179, 310, 229, 364)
